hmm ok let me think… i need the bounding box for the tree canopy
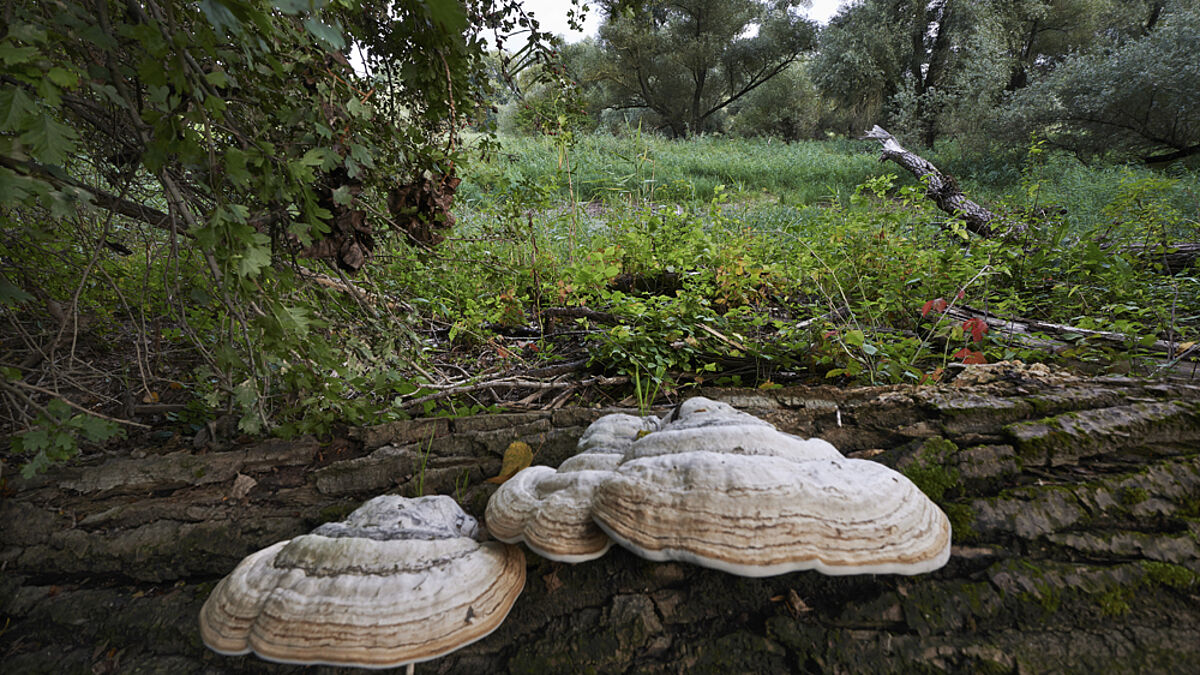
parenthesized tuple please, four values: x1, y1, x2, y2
(0, 0, 561, 440)
(592, 0, 816, 137)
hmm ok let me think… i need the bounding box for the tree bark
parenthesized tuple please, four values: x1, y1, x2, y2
(2, 376, 1199, 673)
(860, 126, 1018, 238)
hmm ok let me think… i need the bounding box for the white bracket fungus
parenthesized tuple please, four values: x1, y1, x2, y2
(199, 495, 525, 669)
(485, 396, 952, 577)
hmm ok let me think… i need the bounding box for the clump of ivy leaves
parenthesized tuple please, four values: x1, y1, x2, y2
(0, 0, 569, 476)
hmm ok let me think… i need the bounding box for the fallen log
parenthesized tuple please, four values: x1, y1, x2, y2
(860, 126, 1019, 238)
(3, 377, 1199, 673)
(941, 304, 1198, 379)
(1121, 241, 1200, 274)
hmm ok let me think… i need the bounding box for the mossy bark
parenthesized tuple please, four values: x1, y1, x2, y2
(2, 376, 1199, 673)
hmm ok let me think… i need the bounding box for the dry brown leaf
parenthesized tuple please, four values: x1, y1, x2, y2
(486, 441, 533, 484)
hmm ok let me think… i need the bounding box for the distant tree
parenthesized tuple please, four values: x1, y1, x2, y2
(809, 0, 1172, 147)
(593, 0, 816, 137)
(999, 4, 1200, 164)
(727, 61, 833, 141)
(810, 0, 968, 144)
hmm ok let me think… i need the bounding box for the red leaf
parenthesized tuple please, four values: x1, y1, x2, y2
(962, 317, 989, 343)
(956, 289, 965, 300)
(919, 367, 945, 384)
(954, 348, 987, 365)
(921, 297, 947, 317)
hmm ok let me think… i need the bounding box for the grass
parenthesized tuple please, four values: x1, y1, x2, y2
(459, 132, 890, 208)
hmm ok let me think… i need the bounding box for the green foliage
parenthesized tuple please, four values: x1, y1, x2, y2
(1000, 5, 1200, 163)
(10, 400, 123, 478)
(727, 62, 834, 141)
(449, 132, 1198, 392)
(0, 0, 569, 454)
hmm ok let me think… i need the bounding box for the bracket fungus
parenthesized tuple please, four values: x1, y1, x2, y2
(592, 453, 951, 576)
(484, 413, 657, 562)
(485, 396, 951, 577)
(199, 495, 525, 669)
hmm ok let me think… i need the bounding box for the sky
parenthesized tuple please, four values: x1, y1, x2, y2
(518, 0, 849, 42)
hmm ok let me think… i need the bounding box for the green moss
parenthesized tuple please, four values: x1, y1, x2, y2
(1140, 561, 1200, 590)
(1116, 486, 1150, 507)
(1030, 580, 1062, 614)
(902, 437, 960, 504)
(316, 501, 358, 524)
(1096, 587, 1132, 617)
(944, 503, 978, 543)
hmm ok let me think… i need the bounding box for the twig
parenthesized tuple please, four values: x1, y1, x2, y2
(401, 375, 629, 409)
(6, 381, 150, 428)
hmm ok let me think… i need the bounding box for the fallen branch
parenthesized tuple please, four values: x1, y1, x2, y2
(1119, 242, 1200, 274)
(942, 305, 1197, 379)
(4, 381, 150, 428)
(401, 374, 630, 409)
(860, 126, 1021, 237)
(295, 267, 409, 313)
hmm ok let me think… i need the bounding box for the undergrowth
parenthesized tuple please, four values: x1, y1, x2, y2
(4, 132, 1198, 476)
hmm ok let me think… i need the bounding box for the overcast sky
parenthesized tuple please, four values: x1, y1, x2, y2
(518, 0, 849, 41)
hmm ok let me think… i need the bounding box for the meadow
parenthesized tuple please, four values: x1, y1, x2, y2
(389, 132, 1200, 396)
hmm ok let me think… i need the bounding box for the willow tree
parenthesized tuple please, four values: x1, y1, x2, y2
(809, 0, 1173, 148)
(594, 0, 816, 137)
(999, 3, 1199, 163)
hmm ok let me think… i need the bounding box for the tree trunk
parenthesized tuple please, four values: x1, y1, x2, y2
(3, 375, 1200, 673)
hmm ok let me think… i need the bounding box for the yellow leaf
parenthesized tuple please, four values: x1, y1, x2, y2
(1178, 341, 1196, 352)
(142, 391, 159, 403)
(487, 441, 533, 484)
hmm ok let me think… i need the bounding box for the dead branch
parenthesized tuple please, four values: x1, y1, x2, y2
(860, 126, 1022, 237)
(1120, 242, 1200, 274)
(941, 305, 1197, 379)
(400, 374, 629, 410)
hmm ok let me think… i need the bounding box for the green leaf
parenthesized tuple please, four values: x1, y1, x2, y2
(199, 0, 244, 37)
(19, 115, 79, 165)
(0, 86, 36, 132)
(238, 233, 272, 278)
(303, 16, 345, 50)
(299, 147, 333, 168)
(0, 277, 34, 305)
(272, 0, 313, 15)
(0, 167, 45, 203)
(428, 0, 468, 33)
(73, 414, 122, 443)
(0, 43, 39, 66)
(223, 147, 251, 186)
(348, 143, 375, 169)
(331, 185, 353, 205)
(844, 329, 865, 348)
(205, 70, 230, 88)
(47, 67, 79, 89)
